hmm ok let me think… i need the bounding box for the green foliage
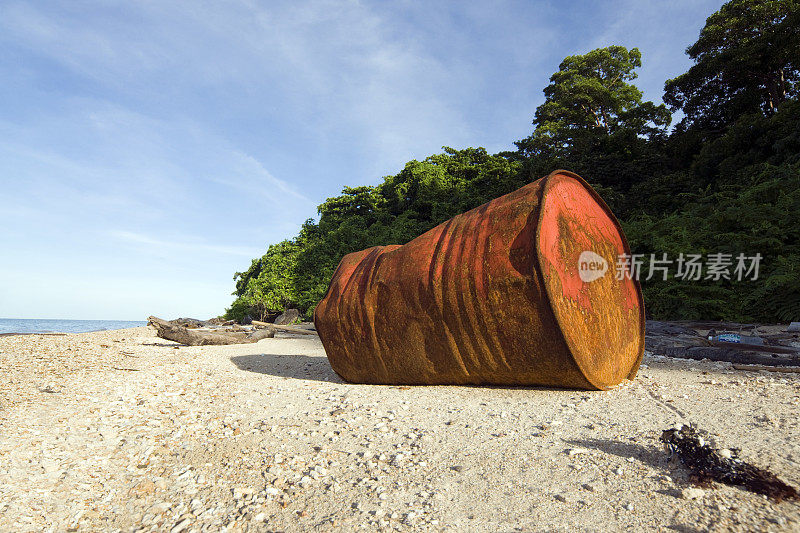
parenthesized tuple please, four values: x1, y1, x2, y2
(528, 46, 669, 140)
(226, 3, 800, 323)
(625, 102, 800, 321)
(515, 46, 671, 209)
(664, 0, 800, 132)
(225, 240, 300, 322)
(516, 46, 670, 157)
(228, 148, 522, 320)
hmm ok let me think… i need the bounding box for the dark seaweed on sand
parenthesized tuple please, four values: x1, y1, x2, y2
(661, 425, 799, 502)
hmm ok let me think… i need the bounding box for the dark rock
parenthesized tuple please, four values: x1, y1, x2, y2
(171, 317, 206, 328)
(274, 309, 301, 325)
(646, 320, 701, 337)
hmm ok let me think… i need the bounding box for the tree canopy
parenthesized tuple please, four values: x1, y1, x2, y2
(225, 148, 523, 322)
(664, 0, 800, 132)
(226, 0, 800, 324)
(521, 46, 670, 151)
(514, 46, 671, 198)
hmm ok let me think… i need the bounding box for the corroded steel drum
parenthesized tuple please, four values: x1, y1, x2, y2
(314, 170, 644, 390)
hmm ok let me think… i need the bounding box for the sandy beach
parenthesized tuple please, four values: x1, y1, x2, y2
(1, 326, 799, 532)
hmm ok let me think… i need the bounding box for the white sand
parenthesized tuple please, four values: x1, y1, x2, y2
(1, 326, 799, 532)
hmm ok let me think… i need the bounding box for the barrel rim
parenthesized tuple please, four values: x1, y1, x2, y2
(535, 170, 646, 390)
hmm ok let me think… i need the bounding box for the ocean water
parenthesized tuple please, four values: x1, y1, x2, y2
(0, 318, 147, 335)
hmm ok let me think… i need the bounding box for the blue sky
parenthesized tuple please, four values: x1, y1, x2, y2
(0, 0, 723, 320)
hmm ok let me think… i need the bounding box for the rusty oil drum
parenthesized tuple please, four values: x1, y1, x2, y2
(314, 170, 645, 390)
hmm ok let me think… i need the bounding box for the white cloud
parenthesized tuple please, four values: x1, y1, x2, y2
(0, 0, 723, 320)
(109, 230, 263, 258)
(211, 150, 313, 204)
(0, 0, 490, 182)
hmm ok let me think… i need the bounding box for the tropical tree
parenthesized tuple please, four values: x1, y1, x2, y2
(664, 0, 800, 132)
(226, 239, 300, 321)
(625, 99, 800, 321)
(515, 46, 670, 201)
(516, 46, 670, 157)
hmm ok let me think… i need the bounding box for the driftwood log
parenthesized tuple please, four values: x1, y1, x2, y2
(148, 316, 275, 346)
(251, 320, 318, 335)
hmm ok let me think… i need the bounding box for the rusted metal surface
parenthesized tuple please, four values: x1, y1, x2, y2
(314, 170, 644, 390)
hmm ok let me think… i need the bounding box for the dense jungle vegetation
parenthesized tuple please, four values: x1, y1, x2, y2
(227, 0, 800, 323)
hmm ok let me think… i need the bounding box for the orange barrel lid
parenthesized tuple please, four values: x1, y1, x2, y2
(536, 171, 645, 389)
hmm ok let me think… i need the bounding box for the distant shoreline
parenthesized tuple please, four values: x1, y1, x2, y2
(0, 332, 69, 337)
(0, 318, 146, 336)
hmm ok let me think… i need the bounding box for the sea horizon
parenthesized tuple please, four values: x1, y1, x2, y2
(0, 318, 147, 335)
